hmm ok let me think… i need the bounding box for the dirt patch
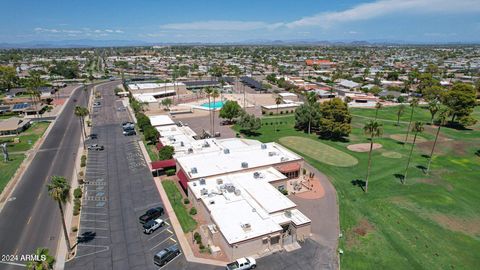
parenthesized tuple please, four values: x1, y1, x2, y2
(381, 151, 402, 159)
(417, 140, 468, 156)
(430, 214, 480, 236)
(415, 178, 454, 191)
(347, 143, 382, 152)
(346, 219, 375, 248)
(390, 134, 428, 144)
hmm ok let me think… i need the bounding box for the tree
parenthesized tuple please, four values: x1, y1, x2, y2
(426, 109, 449, 175)
(404, 98, 419, 144)
(0, 65, 17, 92)
(161, 98, 172, 111)
(27, 71, 45, 118)
(386, 71, 399, 81)
(318, 98, 352, 139)
(374, 102, 383, 120)
(211, 89, 220, 135)
(158, 145, 175, 160)
(238, 113, 261, 135)
(26, 247, 55, 270)
(219, 100, 242, 123)
(143, 126, 159, 144)
(403, 122, 424, 184)
(204, 87, 213, 132)
(363, 121, 383, 192)
(396, 104, 406, 126)
(74, 106, 89, 141)
(47, 176, 71, 253)
(441, 83, 477, 126)
(136, 113, 151, 131)
(295, 103, 320, 134)
(274, 96, 282, 132)
(422, 85, 444, 102)
(49, 60, 80, 79)
(427, 100, 440, 124)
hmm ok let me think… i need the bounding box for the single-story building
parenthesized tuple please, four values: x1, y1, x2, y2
(0, 117, 31, 136)
(261, 103, 301, 115)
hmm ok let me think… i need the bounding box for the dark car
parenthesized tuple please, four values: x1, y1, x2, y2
(139, 207, 164, 224)
(154, 244, 180, 266)
(123, 129, 136, 136)
(88, 133, 98, 139)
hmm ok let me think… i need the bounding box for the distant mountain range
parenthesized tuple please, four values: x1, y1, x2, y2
(0, 39, 479, 48)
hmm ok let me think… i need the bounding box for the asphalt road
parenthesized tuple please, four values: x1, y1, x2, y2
(0, 84, 88, 269)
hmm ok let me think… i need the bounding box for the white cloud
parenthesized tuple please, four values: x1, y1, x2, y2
(160, 20, 283, 31)
(33, 27, 124, 36)
(115, 30, 124, 33)
(34, 27, 60, 33)
(286, 0, 480, 28)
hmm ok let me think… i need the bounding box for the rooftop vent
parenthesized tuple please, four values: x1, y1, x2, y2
(241, 223, 252, 231)
(203, 141, 210, 148)
(234, 189, 242, 196)
(224, 183, 235, 193)
(223, 148, 230, 154)
(200, 188, 208, 195)
(216, 179, 223, 185)
(191, 167, 198, 174)
(199, 178, 206, 185)
(280, 157, 289, 162)
(188, 148, 193, 154)
(261, 143, 267, 149)
(241, 162, 248, 168)
(253, 172, 260, 179)
(285, 210, 292, 218)
(180, 141, 184, 147)
(268, 152, 276, 156)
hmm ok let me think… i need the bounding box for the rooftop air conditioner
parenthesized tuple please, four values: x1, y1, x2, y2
(223, 148, 230, 154)
(241, 162, 248, 168)
(241, 223, 252, 231)
(253, 172, 260, 179)
(268, 152, 276, 156)
(216, 179, 223, 185)
(180, 141, 184, 147)
(234, 189, 242, 196)
(261, 143, 267, 149)
(199, 178, 206, 185)
(188, 148, 193, 154)
(191, 167, 198, 174)
(200, 188, 208, 195)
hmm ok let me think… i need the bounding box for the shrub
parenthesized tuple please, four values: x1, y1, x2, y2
(269, 112, 273, 115)
(183, 198, 190, 205)
(80, 155, 86, 167)
(189, 207, 197, 215)
(302, 168, 307, 175)
(199, 243, 205, 251)
(73, 187, 83, 198)
(78, 171, 84, 177)
(165, 168, 176, 176)
(262, 111, 266, 115)
(72, 226, 78, 232)
(280, 111, 284, 114)
(73, 209, 79, 216)
(77, 178, 84, 185)
(281, 189, 289, 196)
(194, 232, 201, 243)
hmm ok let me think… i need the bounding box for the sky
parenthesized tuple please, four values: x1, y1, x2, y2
(1, 0, 480, 44)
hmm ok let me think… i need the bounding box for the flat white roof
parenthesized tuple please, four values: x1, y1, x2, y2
(177, 142, 303, 179)
(278, 92, 297, 97)
(128, 82, 185, 90)
(261, 103, 301, 110)
(149, 115, 176, 127)
(133, 94, 157, 103)
(188, 167, 308, 244)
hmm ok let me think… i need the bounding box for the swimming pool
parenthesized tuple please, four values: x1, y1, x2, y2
(200, 101, 224, 109)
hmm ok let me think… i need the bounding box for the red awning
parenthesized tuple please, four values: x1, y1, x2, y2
(177, 169, 189, 190)
(276, 162, 301, 173)
(151, 159, 176, 170)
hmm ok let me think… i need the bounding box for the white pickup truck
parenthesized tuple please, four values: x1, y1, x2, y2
(226, 257, 256, 270)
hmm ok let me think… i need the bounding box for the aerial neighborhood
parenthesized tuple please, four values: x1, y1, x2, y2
(1, 1, 480, 270)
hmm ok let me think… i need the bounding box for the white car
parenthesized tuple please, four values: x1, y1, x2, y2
(226, 257, 256, 270)
(143, 218, 165, 234)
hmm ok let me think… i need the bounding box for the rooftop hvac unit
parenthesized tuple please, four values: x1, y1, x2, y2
(224, 183, 235, 193)
(223, 148, 230, 154)
(241, 162, 248, 168)
(268, 152, 276, 156)
(216, 179, 223, 185)
(234, 189, 242, 196)
(191, 167, 198, 174)
(199, 178, 206, 185)
(281, 157, 289, 162)
(180, 141, 184, 147)
(253, 172, 260, 179)
(285, 210, 292, 218)
(203, 141, 210, 148)
(200, 188, 208, 195)
(188, 148, 193, 154)
(261, 143, 267, 149)
(241, 223, 252, 231)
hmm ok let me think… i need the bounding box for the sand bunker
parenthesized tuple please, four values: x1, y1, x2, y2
(347, 143, 382, 152)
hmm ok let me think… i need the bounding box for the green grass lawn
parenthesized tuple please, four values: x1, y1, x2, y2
(162, 180, 197, 233)
(0, 154, 25, 194)
(0, 121, 50, 152)
(234, 106, 480, 269)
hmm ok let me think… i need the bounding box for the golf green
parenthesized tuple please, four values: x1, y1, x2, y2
(279, 136, 358, 167)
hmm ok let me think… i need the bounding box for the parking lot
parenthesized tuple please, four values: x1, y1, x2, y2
(66, 83, 188, 270)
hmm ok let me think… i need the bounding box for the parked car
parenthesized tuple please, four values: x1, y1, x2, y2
(93, 101, 101, 107)
(122, 122, 135, 130)
(87, 144, 104, 151)
(143, 218, 165, 234)
(226, 257, 257, 270)
(153, 244, 180, 266)
(139, 207, 164, 224)
(123, 129, 136, 136)
(122, 121, 134, 126)
(88, 133, 98, 139)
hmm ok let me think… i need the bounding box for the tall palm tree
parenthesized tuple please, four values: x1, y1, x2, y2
(396, 104, 406, 126)
(427, 100, 440, 125)
(47, 176, 72, 253)
(27, 72, 43, 118)
(211, 89, 220, 135)
(426, 109, 448, 175)
(374, 102, 383, 121)
(204, 87, 213, 133)
(363, 120, 383, 192)
(274, 96, 282, 132)
(404, 98, 419, 145)
(26, 247, 55, 270)
(74, 106, 88, 149)
(403, 121, 424, 184)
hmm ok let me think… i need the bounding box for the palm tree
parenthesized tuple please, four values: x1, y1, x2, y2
(426, 109, 448, 175)
(363, 121, 383, 192)
(404, 98, 419, 145)
(211, 89, 220, 135)
(403, 122, 424, 184)
(374, 102, 383, 121)
(47, 176, 72, 253)
(427, 100, 440, 124)
(204, 87, 213, 133)
(27, 72, 43, 118)
(26, 247, 55, 270)
(275, 96, 282, 132)
(396, 104, 406, 126)
(74, 106, 88, 149)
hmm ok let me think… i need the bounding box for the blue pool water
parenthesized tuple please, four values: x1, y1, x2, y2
(200, 101, 224, 109)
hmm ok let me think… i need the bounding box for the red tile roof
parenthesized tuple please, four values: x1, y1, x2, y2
(276, 162, 301, 173)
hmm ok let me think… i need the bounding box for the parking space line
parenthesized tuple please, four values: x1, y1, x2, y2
(149, 237, 176, 251)
(147, 227, 172, 241)
(156, 251, 182, 270)
(80, 227, 108, 230)
(74, 244, 109, 259)
(81, 219, 107, 223)
(81, 212, 107, 215)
